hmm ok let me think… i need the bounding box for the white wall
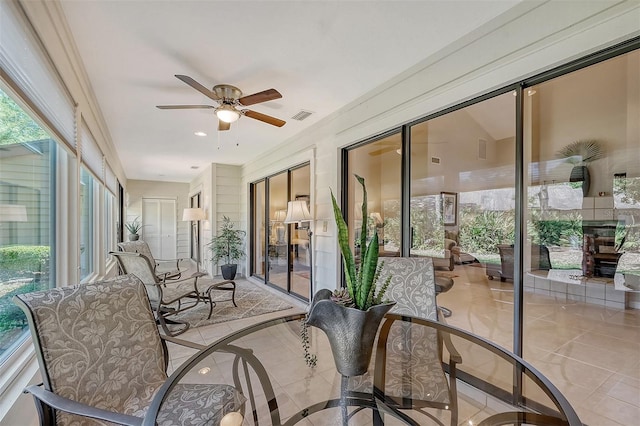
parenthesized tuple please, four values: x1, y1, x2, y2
(239, 1, 640, 294)
(126, 179, 191, 260)
(190, 164, 243, 276)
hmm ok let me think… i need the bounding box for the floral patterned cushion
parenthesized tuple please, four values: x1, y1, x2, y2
(15, 274, 244, 425)
(349, 257, 450, 405)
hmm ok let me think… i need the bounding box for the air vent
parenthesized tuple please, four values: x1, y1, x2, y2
(431, 156, 441, 165)
(291, 110, 313, 121)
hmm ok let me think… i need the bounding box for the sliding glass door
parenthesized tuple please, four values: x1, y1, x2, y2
(250, 163, 311, 300)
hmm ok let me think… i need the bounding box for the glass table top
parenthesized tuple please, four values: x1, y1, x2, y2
(148, 314, 581, 426)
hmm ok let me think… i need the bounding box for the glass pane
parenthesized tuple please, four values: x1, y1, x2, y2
(80, 167, 94, 280)
(252, 180, 266, 279)
(290, 165, 311, 300)
(347, 133, 402, 258)
(0, 87, 55, 364)
(409, 92, 517, 351)
(268, 172, 288, 291)
(522, 49, 640, 424)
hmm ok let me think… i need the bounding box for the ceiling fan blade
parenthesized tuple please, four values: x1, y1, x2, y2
(238, 89, 282, 106)
(244, 110, 286, 127)
(175, 75, 220, 101)
(218, 120, 231, 131)
(156, 105, 215, 110)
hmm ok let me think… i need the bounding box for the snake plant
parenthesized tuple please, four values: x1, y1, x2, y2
(330, 174, 390, 310)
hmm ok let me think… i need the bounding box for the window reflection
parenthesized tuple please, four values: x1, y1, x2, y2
(0, 88, 55, 363)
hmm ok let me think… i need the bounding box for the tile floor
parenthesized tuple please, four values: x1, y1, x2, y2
(168, 268, 639, 425)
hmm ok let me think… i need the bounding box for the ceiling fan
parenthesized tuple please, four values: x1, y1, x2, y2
(156, 75, 286, 131)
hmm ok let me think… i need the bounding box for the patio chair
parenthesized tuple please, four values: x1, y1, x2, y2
(110, 251, 204, 336)
(118, 240, 186, 281)
(12, 274, 245, 426)
(349, 257, 461, 426)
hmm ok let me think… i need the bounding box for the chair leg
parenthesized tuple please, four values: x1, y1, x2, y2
(156, 309, 189, 336)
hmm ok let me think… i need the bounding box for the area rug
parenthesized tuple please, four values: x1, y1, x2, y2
(172, 279, 293, 328)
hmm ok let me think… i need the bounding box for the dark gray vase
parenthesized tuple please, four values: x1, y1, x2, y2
(569, 165, 590, 197)
(306, 289, 395, 377)
(221, 264, 237, 280)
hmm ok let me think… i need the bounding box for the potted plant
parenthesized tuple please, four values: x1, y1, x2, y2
(303, 175, 394, 376)
(207, 216, 246, 280)
(125, 217, 142, 241)
(556, 139, 604, 196)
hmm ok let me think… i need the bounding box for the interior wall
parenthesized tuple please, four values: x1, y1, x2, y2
(190, 164, 243, 276)
(126, 179, 190, 259)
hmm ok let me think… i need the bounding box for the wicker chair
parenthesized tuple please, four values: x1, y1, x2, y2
(13, 274, 245, 426)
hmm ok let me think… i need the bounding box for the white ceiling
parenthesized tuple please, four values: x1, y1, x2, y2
(60, 0, 521, 183)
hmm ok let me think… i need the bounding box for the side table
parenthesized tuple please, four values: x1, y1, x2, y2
(198, 278, 237, 319)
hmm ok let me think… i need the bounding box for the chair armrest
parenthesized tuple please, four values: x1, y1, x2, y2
(154, 257, 185, 263)
(159, 271, 206, 285)
(25, 385, 143, 426)
(437, 309, 462, 364)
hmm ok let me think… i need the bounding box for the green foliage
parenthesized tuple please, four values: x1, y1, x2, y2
(207, 216, 246, 265)
(0, 245, 50, 334)
(0, 245, 50, 278)
(528, 211, 582, 248)
(409, 196, 443, 251)
(124, 217, 142, 234)
(331, 175, 390, 310)
(459, 208, 515, 254)
(0, 89, 49, 145)
(0, 280, 46, 332)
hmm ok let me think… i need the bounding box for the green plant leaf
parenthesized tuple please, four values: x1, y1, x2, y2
(331, 190, 356, 299)
(359, 231, 379, 309)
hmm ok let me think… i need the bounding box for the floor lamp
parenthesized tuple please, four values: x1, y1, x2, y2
(182, 208, 206, 270)
(284, 200, 313, 297)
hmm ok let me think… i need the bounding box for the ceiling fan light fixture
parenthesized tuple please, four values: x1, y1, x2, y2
(216, 105, 240, 123)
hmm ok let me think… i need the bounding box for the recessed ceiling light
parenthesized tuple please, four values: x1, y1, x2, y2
(194, 131, 207, 137)
(198, 367, 210, 375)
(190, 166, 199, 169)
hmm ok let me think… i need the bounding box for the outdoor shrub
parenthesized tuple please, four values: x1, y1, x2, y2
(459, 209, 515, 254)
(0, 245, 50, 280)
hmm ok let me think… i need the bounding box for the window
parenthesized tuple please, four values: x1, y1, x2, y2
(345, 133, 402, 257)
(0, 87, 55, 364)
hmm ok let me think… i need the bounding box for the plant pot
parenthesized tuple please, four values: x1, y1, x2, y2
(128, 234, 139, 241)
(221, 264, 237, 280)
(569, 165, 590, 197)
(306, 289, 395, 377)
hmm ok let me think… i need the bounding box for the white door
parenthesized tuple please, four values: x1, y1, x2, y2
(142, 198, 177, 259)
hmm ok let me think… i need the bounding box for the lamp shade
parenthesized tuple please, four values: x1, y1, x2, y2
(0, 204, 27, 222)
(182, 208, 206, 221)
(284, 200, 311, 224)
(370, 212, 383, 226)
(273, 209, 287, 222)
